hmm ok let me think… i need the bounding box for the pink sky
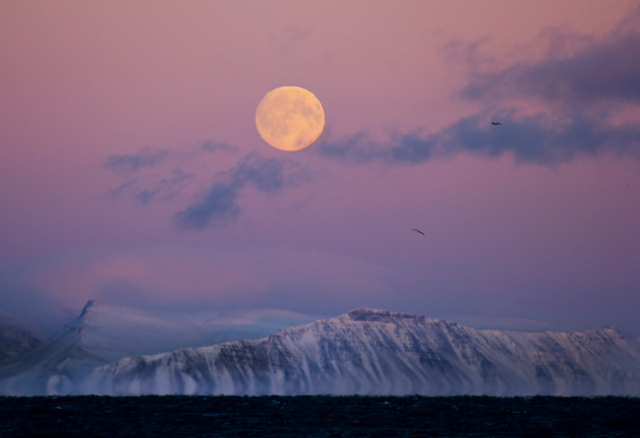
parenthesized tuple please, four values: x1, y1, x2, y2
(1, 1, 639, 335)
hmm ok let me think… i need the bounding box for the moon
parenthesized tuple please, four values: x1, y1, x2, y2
(256, 86, 325, 151)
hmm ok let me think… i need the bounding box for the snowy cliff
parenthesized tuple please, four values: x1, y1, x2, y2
(86, 308, 640, 396)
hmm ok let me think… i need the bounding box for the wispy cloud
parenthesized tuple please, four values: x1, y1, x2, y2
(202, 140, 236, 153)
(102, 142, 309, 229)
(104, 140, 238, 205)
(103, 147, 169, 176)
(174, 152, 312, 230)
(108, 167, 194, 204)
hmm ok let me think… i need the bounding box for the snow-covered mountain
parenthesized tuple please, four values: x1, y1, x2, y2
(83, 308, 640, 396)
(0, 300, 315, 395)
(3, 306, 640, 396)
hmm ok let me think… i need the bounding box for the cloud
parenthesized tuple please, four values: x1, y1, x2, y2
(134, 188, 161, 205)
(173, 183, 240, 229)
(461, 18, 640, 105)
(102, 143, 307, 229)
(202, 140, 236, 153)
(231, 152, 312, 191)
(318, 109, 640, 166)
(315, 132, 390, 164)
(174, 152, 312, 230)
(109, 178, 139, 197)
(105, 142, 222, 204)
(442, 110, 640, 164)
(317, 12, 640, 166)
(108, 168, 194, 204)
(103, 147, 169, 176)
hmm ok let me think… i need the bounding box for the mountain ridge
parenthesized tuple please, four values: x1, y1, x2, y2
(2, 303, 639, 396)
(83, 307, 640, 397)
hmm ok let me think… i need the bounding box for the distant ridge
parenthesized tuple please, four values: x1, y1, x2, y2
(83, 308, 640, 397)
(2, 304, 640, 396)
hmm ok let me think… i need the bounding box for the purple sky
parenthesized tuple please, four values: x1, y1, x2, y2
(1, 1, 640, 336)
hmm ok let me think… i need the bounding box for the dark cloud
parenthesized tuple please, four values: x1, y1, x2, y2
(461, 10, 640, 105)
(389, 134, 439, 163)
(316, 132, 389, 164)
(103, 147, 169, 176)
(174, 183, 240, 229)
(318, 110, 640, 166)
(440, 110, 640, 164)
(318, 13, 640, 166)
(232, 154, 286, 193)
(134, 188, 160, 205)
(231, 152, 312, 192)
(174, 152, 312, 230)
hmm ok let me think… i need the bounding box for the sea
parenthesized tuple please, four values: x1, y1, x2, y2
(1, 395, 639, 437)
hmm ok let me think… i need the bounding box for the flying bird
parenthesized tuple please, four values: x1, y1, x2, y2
(491, 122, 501, 126)
(413, 229, 425, 236)
(628, 184, 631, 189)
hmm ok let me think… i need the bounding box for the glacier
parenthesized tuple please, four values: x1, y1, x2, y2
(85, 308, 640, 396)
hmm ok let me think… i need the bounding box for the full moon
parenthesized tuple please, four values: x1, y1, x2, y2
(256, 86, 325, 151)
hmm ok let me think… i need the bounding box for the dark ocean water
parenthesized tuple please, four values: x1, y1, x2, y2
(1, 395, 639, 438)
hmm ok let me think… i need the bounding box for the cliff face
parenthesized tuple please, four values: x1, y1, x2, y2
(87, 308, 640, 396)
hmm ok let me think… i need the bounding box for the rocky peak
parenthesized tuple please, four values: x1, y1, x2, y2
(345, 308, 426, 323)
(81, 300, 99, 315)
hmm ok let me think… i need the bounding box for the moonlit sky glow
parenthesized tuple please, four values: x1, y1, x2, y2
(1, 1, 639, 336)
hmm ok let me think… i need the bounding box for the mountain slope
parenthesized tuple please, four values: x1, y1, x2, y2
(87, 308, 640, 396)
(0, 300, 315, 395)
(0, 326, 41, 366)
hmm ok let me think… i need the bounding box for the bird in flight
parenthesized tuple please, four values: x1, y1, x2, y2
(628, 184, 631, 189)
(413, 229, 425, 236)
(491, 122, 501, 126)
